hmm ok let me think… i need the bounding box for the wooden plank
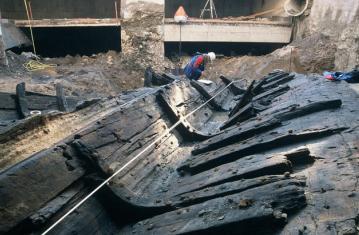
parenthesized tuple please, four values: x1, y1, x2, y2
(0, 91, 71, 111)
(15, 18, 121, 28)
(190, 80, 224, 111)
(178, 127, 347, 174)
(263, 72, 290, 84)
(252, 84, 290, 102)
(74, 96, 166, 167)
(26, 96, 58, 111)
(220, 103, 256, 130)
(120, 179, 306, 235)
(170, 175, 304, 207)
(157, 91, 212, 141)
(251, 72, 288, 96)
(144, 67, 175, 87)
(76, 126, 118, 150)
(0, 115, 44, 144)
(268, 70, 286, 76)
(29, 181, 85, 227)
(251, 78, 268, 95)
(175, 154, 293, 195)
(43, 193, 121, 235)
(0, 110, 18, 122)
(0, 93, 16, 109)
(229, 80, 255, 117)
(195, 99, 342, 155)
(219, 76, 245, 95)
(262, 74, 295, 90)
(284, 147, 314, 165)
(0, 148, 85, 234)
(193, 118, 281, 155)
(275, 99, 342, 122)
(25, 91, 55, 97)
(175, 148, 311, 198)
(72, 92, 185, 206)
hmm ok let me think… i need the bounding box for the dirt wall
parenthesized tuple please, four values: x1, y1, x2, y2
(121, 0, 164, 18)
(120, 0, 168, 71)
(296, 0, 359, 70)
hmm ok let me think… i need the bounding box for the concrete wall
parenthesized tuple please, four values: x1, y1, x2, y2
(164, 22, 292, 43)
(1, 19, 31, 50)
(165, 0, 285, 18)
(0, 0, 121, 19)
(297, 0, 359, 70)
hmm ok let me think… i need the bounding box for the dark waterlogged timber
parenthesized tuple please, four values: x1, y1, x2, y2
(0, 70, 358, 235)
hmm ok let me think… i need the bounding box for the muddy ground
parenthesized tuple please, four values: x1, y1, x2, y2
(0, 3, 169, 98)
(0, 0, 343, 91)
(0, 0, 358, 99)
(0, 51, 147, 98)
(0, 32, 341, 98)
(204, 33, 337, 82)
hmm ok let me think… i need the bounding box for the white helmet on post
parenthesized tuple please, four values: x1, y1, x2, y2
(207, 52, 216, 61)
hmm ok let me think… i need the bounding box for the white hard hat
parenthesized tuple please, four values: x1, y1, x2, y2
(207, 52, 216, 61)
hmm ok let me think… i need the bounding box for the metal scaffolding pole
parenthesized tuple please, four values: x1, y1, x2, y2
(200, 0, 218, 19)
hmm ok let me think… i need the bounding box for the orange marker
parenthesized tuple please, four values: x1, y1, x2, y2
(174, 6, 188, 23)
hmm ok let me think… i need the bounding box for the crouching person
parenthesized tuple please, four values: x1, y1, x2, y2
(184, 52, 216, 80)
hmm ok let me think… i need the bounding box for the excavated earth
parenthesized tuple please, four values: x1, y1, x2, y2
(0, 70, 359, 235)
(0, 51, 151, 99)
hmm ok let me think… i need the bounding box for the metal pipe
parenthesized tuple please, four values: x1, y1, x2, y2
(284, 0, 309, 17)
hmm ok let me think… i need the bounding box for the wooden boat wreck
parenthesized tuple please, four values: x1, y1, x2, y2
(0, 70, 358, 234)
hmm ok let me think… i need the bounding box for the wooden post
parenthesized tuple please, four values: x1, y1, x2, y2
(16, 82, 30, 118)
(56, 84, 68, 112)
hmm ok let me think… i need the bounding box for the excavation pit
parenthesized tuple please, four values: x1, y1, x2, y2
(10, 19, 122, 57)
(16, 26, 121, 57)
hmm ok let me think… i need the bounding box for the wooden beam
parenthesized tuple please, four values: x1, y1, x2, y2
(179, 127, 347, 174)
(15, 83, 30, 119)
(229, 80, 255, 117)
(56, 84, 69, 112)
(190, 81, 224, 111)
(219, 76, 246, 95)
(14, 18, 121, 28)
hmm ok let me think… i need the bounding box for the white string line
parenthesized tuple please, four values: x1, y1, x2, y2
(42, 81, 233, 235)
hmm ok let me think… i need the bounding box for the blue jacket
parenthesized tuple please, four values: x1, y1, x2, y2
(184, 55, 205, 80)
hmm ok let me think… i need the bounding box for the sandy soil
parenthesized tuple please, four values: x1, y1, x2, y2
(204, 33, 337, 82)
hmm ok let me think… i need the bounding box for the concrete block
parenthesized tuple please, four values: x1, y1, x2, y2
(164, 21, 292, 43)
(2, 20, 30, 50)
